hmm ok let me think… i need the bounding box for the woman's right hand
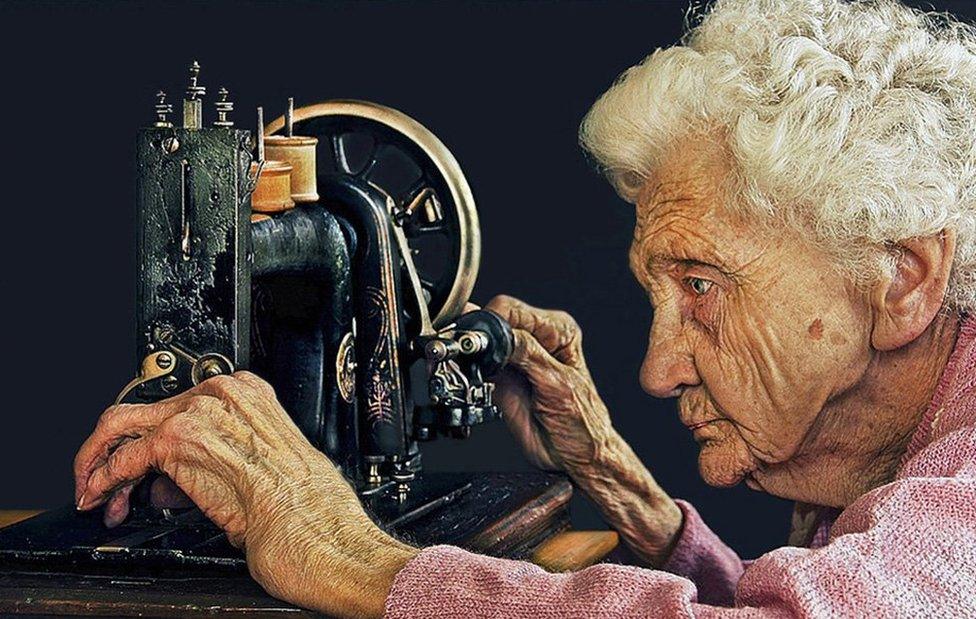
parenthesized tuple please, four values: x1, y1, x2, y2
(485, 295, 618, 475)
(484, 295, 683, 565)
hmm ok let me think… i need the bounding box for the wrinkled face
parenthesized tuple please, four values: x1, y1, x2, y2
(630, 138, 875, 489)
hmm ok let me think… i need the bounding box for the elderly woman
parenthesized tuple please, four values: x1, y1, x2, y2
(73, 0, 976, 615)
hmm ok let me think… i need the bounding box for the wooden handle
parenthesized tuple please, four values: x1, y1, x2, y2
(530, 530, 619, 572)
(0, 510, 43, 529)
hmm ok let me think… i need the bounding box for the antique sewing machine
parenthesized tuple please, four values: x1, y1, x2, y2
(0, 65, 576, 594)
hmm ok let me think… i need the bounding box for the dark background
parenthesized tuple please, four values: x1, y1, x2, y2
(0, 0, 970, 560)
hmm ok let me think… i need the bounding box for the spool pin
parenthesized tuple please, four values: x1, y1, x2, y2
(251, 106, 296, 214)
(264, 97, 319, 204)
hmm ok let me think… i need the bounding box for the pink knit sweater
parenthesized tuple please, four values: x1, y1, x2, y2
(385, 317, 976, 617)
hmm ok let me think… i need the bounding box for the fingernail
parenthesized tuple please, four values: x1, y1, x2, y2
(76, 493, 88, 511)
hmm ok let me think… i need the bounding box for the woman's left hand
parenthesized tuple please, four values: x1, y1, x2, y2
(73, 371, 416, 618)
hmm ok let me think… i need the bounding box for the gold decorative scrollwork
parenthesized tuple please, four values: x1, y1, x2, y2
(336, 331, 357, 404)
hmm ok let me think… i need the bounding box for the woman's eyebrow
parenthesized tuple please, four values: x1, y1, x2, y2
(643, 250, 734, 275)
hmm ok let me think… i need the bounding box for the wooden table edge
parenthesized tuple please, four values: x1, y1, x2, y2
(0, 509, 618, 572)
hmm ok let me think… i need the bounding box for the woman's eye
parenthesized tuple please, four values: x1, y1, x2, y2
(687, 277, 713, 296)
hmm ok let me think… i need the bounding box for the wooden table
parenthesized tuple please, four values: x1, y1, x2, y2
(0, 475, 617, 617)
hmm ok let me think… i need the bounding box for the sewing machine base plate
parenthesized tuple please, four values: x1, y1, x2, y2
(0, 471, 572, 617)
(0, 472, 490, 573)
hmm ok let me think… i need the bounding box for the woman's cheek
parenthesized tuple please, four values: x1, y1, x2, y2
(697, 305, 764, 413)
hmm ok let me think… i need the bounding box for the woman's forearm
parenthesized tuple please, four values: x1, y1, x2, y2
(569, 432, 683, 567)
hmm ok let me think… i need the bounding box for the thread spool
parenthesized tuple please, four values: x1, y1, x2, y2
(263, 97, 319, 203)
(264, 135, 319, 203)
(250, 160, 295, 213)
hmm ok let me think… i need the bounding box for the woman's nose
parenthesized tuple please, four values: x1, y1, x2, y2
(639, 328, 700, 398)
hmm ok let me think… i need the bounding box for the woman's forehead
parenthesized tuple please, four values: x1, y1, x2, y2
(630, 139, 782, 271)
(630, 186, 781, 281)
(634, 139, 731, 223)
(630, 202, 738, 273)
(633, 164, 737, 261)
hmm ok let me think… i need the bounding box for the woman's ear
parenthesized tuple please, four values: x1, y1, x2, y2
(870, 229, 956, 351)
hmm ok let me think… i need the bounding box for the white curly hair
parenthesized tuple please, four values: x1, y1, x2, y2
(580, 0, 976, 311)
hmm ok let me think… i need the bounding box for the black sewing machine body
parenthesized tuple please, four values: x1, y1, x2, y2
(0, 76, 571, 579)
(130, 104, 509, 478)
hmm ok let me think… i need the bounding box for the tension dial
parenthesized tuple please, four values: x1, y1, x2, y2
(266, 100, 480, 328)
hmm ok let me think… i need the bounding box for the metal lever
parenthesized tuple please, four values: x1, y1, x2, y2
(114, 351, 176, 405)
(114, 342, 235, 405)
(388, 194, 436, 337)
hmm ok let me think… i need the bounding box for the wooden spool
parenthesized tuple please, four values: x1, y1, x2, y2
(264, 135, 319, 203)
(250, 160, 295, 213)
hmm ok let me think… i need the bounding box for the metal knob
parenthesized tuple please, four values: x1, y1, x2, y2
(458, 331, 489, 355)
(153, 90, 173, 128)
(183, 61, 205, 129)
(214, 87, 233, 127)
(185, 60, 206, 100)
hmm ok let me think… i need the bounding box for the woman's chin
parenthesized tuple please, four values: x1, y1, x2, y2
(697, 439, 753, 488)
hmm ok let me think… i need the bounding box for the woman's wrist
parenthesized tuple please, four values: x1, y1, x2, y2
(569, 430, 684, 565)
(365, 537, 420, 618)
(306, 528, 419, 619)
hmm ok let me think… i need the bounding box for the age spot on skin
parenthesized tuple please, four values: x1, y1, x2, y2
(808, 318, 823, 340)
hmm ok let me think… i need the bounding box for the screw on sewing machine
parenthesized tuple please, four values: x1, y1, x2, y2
(155, 352, 174, 370)
(161, 137, 180, 154)
(153, 326, 175, 345)
(161, 376, 179, 393)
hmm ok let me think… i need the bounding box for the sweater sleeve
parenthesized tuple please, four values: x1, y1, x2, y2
(385, 499, 750, 618)
(385, 438, 976, 618)
(659, 499, 745, 605)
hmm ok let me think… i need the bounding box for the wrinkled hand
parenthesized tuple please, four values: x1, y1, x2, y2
(485, 295, 617, 474)
(485, 296, 683, 564)
(73, 372, 416, 618)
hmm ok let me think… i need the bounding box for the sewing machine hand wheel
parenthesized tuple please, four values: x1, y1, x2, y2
(267, 101, 480, 328)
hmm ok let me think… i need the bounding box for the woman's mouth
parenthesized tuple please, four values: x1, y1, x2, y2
(686, 420, 716, 431)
